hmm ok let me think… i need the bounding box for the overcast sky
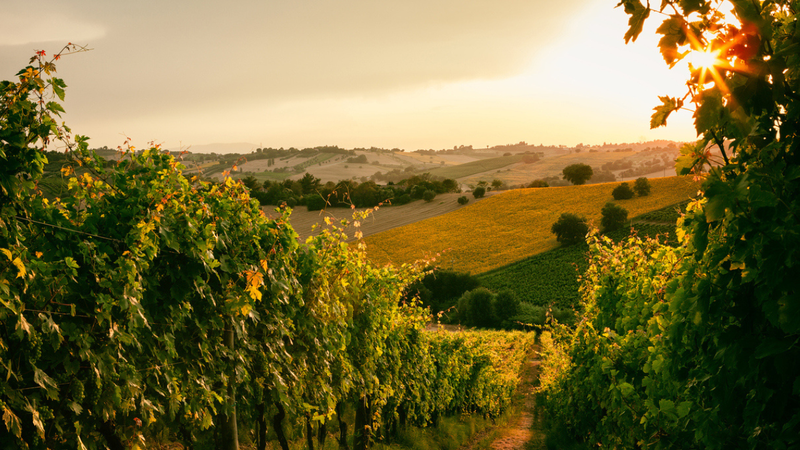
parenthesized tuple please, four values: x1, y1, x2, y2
(1, 0, 699, 152)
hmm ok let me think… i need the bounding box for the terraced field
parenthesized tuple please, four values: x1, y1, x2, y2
(363, 176, 700, 274)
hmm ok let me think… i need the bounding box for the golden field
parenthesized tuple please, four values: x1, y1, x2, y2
(363, 176, 700, 274)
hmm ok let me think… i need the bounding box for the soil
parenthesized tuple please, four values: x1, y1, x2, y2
(459, 348, 545, 450)
(271, 191, 498, 242)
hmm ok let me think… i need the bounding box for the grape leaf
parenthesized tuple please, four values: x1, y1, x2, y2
(651, 95, 682, 128)
(620, 0, 651, 43)
(656, 16, 687, 66)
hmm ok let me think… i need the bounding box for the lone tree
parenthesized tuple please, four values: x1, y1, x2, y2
(612, 182, 635, 200)
(600, 202, 628, 232)
(633, 177, 651, 196)
(551, 213, 589, 245)
(473, 186, 486, 198)
(562, 163, 593, 185)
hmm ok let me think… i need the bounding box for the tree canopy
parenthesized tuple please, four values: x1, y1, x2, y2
(561, 163, 593, 185)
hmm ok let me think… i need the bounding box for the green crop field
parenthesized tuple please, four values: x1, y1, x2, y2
(425, 154, 524, 179)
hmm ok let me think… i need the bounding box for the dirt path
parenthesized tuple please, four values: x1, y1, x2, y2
(460, 350, 545, 450)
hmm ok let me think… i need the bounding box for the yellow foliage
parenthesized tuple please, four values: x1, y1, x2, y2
(365, 176, 699, 274)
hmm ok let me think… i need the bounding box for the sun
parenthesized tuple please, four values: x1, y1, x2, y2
(687, 48, 722, 71)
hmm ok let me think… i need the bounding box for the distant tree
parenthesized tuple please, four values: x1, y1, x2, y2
(241, 176, 260, 192)
(491, 179, 503, 189)
(551, 213, 589, 246)
(601, 202, 628, 232)
(299, 172, 321, 195)
(526, 179, 549, 188)
(612, 182, 635, 200)
(473, 186, 486, 198)
(306, 194, 328, 211)
(477, 180, 489, 188)
(441, 178, 459, 193)
(634, 177, 651, 196)
(457, 196, 469, 205)
(591, 170, 616, 183)
(422, 190, 436, 202)
(394, 194, 412, 205)
(562, 163, 594, 185)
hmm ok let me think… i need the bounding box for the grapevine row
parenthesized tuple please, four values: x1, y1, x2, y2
(0, 51, 533, 449)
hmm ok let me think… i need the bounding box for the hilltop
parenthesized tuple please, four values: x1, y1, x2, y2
(155, 140, 683, 192)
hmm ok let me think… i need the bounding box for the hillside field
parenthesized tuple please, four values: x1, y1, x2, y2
(363, 176, 700, 274)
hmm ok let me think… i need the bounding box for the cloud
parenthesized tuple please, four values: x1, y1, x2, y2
(0, 12, 106, 47)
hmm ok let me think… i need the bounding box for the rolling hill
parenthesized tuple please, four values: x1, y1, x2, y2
(362, 176, 699, 274)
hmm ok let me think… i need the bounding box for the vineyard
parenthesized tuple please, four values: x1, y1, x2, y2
(536, 1, 800, 449)
(364, 176, 699, 275)
(0, 50, 535, 450)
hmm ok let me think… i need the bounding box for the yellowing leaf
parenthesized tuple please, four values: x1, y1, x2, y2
(11, 257, 25, 278)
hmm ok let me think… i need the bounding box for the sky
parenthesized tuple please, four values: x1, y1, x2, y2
(1, 0, 701, 152)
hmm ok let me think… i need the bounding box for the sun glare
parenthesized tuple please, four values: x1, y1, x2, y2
(687, 49, 721, 70)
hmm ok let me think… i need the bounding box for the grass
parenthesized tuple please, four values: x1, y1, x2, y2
(235, 170, 295, 182)
(364, 176, 700, 275)
(425, 154, 525, 179)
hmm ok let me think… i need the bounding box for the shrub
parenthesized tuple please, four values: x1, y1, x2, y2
(493, 290, 520, 329)
(527, 179, 549, 188)
(457, 196, 469, 205)
(473, 186, 486, 198)
(550, 213, 589, 246)
(601, 202, 628, 232)
(634, 177, 651, 196)
(422, 189, 436, 202)
(306, 194, 328, 211)
(457, 288, 497, 328)
(403, 269, 481, 315)
(512, 303, 546, 328)
(251, 190, 270, 206)
(612, 182, 635, 200)
(395, 193, 412, 205)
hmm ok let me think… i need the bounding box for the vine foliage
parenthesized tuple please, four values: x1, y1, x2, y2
(0, 48, 534, 449)
(538, 1, 799, 448)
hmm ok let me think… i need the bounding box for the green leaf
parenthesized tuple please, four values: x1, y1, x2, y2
(656, 16, 687, 66)
(754, 337, 796, 360)
(651, 96, 681, 128)
(46, 101, 65, 115)
(677, 400, 691, 418)
(704, 173, 749, 222)
(619, 382, 635, 397)
(51, 80, 66, 101)
(675, 141, 702, 175)
(694, 89, 723, 135)
(678, 0, 709, 14)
